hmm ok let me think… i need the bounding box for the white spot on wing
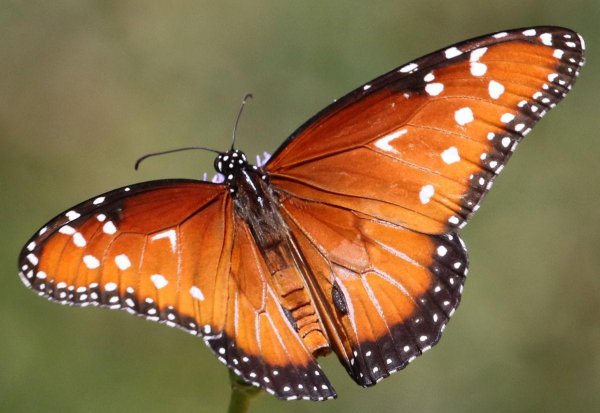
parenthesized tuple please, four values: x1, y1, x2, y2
(454, 107, 474, 126)
(419, 185, 435, 205)
(448, 216, 460, 225)
(103, 221, 117, 235)
(540, 33, 552, 46)
(114, 254, 131, 270)
(441, 147, 461, 164)
(425, 82, 444, 96)
(93, 196, 105, 205)
(27, 253, 39, 266)
(151, 229, 177, 253)
(59, 225, 76, 235)
(83, 255, 100, 269)
(374, 129, 408, 152)
(65, 211, 80, 220)
(105, 282, 118, 292)
(523, 29, 536, 36)
(470, 62, 487, 77)
(444, 47, 462, 59)
(500, 113, 515, 123)
(150, 274, 168, 289)
(399, 63, 418, 73)
(488, 80, 505, 99)
(470, 47, 487, 62)
(72, 232, 86, 247)
(190, 285, 205, 301)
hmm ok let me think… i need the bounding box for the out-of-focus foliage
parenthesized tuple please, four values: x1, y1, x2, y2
(1, 1, 598, 412)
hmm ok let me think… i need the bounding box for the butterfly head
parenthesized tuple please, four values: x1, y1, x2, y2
(214, 149, 249, 181)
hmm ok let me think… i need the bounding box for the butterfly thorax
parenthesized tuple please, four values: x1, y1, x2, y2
(215, 149, 283, 249)
(215, 149, 330, 356)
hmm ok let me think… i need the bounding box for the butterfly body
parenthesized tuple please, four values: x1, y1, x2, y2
(19, 27, 584, 401)
(215, 148, 333, 356)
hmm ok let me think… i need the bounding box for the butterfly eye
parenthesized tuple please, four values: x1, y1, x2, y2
(213, 154, 224, 173)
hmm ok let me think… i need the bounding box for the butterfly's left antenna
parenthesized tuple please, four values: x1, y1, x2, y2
(231, 93, 253, 150)
(134, 146, 221, 170)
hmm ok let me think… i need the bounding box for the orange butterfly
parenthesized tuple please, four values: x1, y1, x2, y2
(19, 27, 585, 400)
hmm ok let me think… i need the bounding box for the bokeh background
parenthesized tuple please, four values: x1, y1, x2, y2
(1, 1, 598, 412)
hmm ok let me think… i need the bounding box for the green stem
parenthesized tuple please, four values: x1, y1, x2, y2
(227, 370, 262, 413)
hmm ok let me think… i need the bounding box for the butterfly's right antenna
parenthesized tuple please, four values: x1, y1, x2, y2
(231, 93, 253, 150)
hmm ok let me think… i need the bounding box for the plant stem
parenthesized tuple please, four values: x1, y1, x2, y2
(227, 370, 262, 413)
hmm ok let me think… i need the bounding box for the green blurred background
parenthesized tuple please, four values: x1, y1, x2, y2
(1, 1, 598, 412)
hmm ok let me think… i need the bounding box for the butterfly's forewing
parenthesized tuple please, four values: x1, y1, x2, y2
(281, 196, 467, 385)
(19, 180, 231, 339)
(18, 180, 335, 401)
(267, 27, 585, 233)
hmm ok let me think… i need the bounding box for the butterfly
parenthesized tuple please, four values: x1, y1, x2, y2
(18, 27, 584, 401)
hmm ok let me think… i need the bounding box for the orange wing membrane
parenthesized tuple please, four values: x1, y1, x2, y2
(19, 26, 584, 402)
(267, 27, 585, 234)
